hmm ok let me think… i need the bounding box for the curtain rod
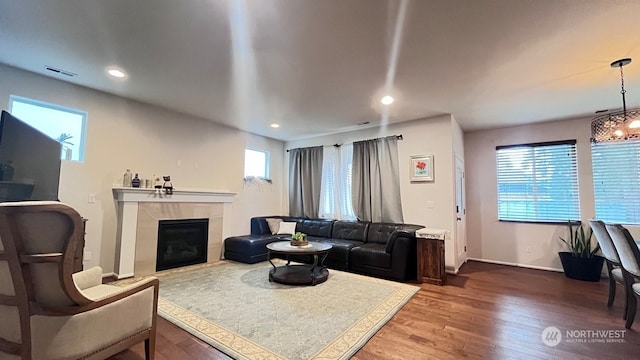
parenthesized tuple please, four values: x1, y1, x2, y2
(286, 134, 403, 152)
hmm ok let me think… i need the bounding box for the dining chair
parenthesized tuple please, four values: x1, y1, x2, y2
(589, 220, 626, 313)
(605, 224, 640, 329)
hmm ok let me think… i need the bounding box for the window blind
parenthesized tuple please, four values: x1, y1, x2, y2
(496, 141, 580, 222)
(591, 140, 640, 225)
(318, 144, 356, 220)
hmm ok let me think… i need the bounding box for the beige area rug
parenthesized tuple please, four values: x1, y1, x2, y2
(142, 261, 418, 360)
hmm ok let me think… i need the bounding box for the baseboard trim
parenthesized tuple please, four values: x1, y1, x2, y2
(466, 257, 564, 273)
(445, 266, 459, 275)
(111, 272, 135, 280)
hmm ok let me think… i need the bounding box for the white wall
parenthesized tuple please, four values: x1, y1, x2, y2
(286, 115, 463, 270)
(465, 116, 640, 271)
(0, 64, 285, 273)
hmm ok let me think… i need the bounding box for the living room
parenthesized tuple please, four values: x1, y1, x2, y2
(1, 1, 640, 359)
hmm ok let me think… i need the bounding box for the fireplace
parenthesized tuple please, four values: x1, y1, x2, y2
(156, 218, 209, 271)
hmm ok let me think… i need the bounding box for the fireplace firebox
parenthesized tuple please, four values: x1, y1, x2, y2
(156, 218, 209, 271)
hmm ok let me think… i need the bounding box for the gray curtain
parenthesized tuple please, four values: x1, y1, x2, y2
(352, 136, 404, 223)
(289, 146, 323, 218)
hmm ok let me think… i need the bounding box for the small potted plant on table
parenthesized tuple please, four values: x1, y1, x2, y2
(291, 232, 308, 246)
(558, 221, 604, 282)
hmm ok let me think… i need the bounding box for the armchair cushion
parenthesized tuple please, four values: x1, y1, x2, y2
(31, 283, 156, 360)
(72, 266, 103, 291)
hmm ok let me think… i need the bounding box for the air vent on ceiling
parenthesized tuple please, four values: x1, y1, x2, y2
(357, 121, 371, 125)
(595, 109, 608, 114)
(45, 66, 77, 77)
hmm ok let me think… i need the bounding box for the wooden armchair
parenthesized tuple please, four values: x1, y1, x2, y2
(0, 201, 159, 360)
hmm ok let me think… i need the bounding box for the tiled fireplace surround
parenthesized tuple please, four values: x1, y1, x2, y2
(113, 188, 235, 279)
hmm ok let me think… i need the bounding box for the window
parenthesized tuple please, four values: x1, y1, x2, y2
(592, 140, 640, 224)
(319, 144, 356, 220)
(9, 95, 87, 162)
(496, 140, 580, 223)
(244, 148, 269, 179)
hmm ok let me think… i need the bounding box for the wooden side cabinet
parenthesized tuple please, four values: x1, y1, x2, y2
(417, 236, 446, 285)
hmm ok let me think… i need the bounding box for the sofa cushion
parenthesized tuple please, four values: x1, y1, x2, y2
(224, 234, 283, 263)
(350, 243, 391, 268)
(251, 216, 303, 235)
(301, 219, 334, 237)
(265, 218, 282, 234)
(314, 238, 363, 269)
(366, 223, 422, 244)
(277, 222, 298, 235)
(331, 221, 369, 242)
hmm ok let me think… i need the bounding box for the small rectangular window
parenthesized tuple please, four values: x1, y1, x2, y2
(496, 140, 580, 223)
(592, 140, 640, 225)
(9, 95, 87, 162)
(244, 148, 269, 179)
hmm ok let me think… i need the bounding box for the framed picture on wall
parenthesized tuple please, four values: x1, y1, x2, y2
(410, 154, 434, 182)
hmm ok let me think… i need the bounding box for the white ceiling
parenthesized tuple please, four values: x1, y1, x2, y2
(1, 0, 640, 141)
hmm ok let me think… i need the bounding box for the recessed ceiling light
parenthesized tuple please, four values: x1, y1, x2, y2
(106, 66, 127, 79)
(381, 95, 394, 105)
(270, 123, 280, 128)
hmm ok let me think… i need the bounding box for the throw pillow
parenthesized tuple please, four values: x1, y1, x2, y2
(277, 221, 297, 235)
(265, 218, 282, 235)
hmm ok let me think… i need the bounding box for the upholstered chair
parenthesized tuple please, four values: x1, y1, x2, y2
(589, 220, 626, 311)
(0, 201, 159, 359)
(605, 224, 640, 329)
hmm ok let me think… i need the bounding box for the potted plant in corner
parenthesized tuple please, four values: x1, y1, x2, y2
(558, 221, 604, 282)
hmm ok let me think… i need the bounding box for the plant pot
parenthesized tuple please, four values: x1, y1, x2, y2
(558, 252, 605, 282)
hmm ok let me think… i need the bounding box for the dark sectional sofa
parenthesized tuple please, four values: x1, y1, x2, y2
(224, 216, 423, 281)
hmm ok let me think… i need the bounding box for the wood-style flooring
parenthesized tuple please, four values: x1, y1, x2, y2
(110, 260, 640, 360)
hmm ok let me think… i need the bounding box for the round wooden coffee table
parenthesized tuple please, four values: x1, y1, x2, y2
(266, 241, 332, 286)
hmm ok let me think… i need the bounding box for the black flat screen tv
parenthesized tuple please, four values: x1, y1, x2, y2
(0, 110, 62, 202)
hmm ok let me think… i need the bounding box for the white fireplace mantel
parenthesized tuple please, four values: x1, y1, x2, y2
(113, 187, 236, 203)
(112, 187, 236, 279)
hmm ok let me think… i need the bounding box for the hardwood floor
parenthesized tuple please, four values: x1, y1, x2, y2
(110, 260, 639, 360)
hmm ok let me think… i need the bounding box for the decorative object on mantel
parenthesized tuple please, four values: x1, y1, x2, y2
(162, 175, 173, 195)
(123, 168, 132, 187)
(409, 154, 434, 182)
(591, 58, 640, 143)
(131, 173, 141, 188)
(291, 232, 309, 246)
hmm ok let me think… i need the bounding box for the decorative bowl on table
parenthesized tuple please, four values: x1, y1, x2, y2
(290, 232, 308, 246)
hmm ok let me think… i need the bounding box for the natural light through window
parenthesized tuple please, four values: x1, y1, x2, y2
(496, 141, 580, 223)
(244, 148, 269, 178)
(9, 95, 87, 162)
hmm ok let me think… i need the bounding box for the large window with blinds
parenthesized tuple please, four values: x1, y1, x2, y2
(319, 144, 356, 220)
(592, 140, 640, 225)
(496, 140, 580, 222)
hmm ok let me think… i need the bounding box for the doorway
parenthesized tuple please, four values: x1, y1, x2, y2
(455, 155, 467, 268)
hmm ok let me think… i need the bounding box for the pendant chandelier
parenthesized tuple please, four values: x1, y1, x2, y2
(591, 58, 640, 143)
